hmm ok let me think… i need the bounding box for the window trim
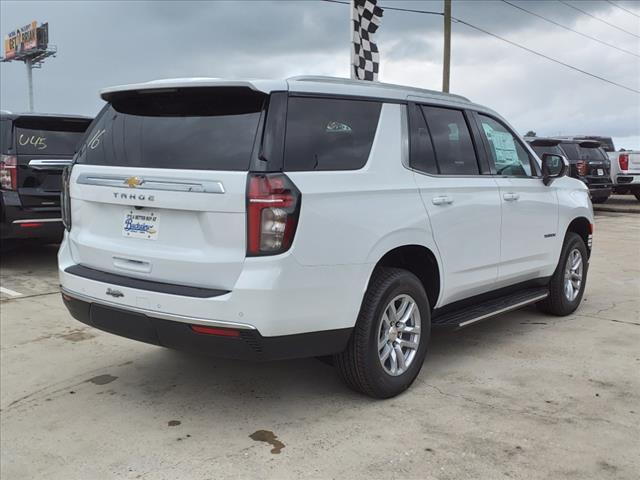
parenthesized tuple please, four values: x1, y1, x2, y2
(471, 111, 542, 178)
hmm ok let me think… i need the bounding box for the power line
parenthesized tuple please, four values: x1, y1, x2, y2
(559, 0, 640, 38)
(605, 0, 640, 19)
(451, 17, 639, 94)
(501, 0, 639, 58)
(322, 0, 442, 17)
(321, 0, 639, 94)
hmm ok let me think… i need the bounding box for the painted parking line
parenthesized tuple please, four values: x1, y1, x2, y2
(0, 286, 23, 297)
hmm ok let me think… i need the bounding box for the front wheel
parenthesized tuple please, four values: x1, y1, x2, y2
(334, 268, 430, 398)
(537, 232, 588, 316)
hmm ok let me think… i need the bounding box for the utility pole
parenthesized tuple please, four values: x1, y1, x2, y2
(442, 0, 451, 93)
(26, 58, 34, 111)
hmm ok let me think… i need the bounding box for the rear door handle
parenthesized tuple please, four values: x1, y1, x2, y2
(503, 192, 520, 202)
(432, 195, 453, 205)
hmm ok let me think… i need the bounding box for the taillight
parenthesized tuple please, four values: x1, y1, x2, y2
(61, 165, 72, 231)
(619, 153, 629, 171)
(246, 173, 301, 256)
(576, 161, 588, 176)
(0, 155, 17, 190)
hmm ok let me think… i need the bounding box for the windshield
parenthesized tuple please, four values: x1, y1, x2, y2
(76, 87, 265, 171)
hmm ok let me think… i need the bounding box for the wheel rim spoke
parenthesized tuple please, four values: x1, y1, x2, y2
(377, 294, 422, 377)
(563, 248, 583, 301)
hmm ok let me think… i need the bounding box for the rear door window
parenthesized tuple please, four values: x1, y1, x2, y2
(283, 97, 381, 171)
(77, 88, 265, 171)
(420, 106, 479, 175)
(532, 145, 563, 157)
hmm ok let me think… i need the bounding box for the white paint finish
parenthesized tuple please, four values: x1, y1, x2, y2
(414, 173, 502, 306)
(494, 177, 560, 285)
(67, 165, 248, 290)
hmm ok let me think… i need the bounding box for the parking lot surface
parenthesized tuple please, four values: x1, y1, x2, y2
(1, 210, 639, 480)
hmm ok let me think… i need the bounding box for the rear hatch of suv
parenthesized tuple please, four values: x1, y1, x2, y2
(559, 141, 611, 187)
(14, 115, 91, 209)
(67, 86, 269, 291)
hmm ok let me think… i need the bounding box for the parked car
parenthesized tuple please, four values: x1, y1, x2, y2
(1, 111, 92, 246)
(570, 135, 615, 153)
(608, 150, 640, 201)
(59, 77, 593, 398)
(555, 138, 612, 203)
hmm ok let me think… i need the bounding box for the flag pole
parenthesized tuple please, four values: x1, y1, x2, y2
(442, 0, 451, 92)
(350, 0, 356, 79)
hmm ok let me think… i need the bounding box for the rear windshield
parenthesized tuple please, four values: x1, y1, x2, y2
(532, 145, 563, 157)
(578, 146, 607, 161)
(559, 143, 579, 160)
(76, 88, 265, 171)
(14, 118, 90, 155)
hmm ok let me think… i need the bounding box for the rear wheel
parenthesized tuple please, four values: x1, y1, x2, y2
(537, 232, 588, 316)
(634, 192, 640, 202)
(335, 268, 430, 398)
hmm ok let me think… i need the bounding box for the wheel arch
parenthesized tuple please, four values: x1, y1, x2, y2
(370, 244, 441, 310)
(566, 216, 592, 257)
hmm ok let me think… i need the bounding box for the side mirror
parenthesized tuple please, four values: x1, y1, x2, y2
(541, 153, 569, 186)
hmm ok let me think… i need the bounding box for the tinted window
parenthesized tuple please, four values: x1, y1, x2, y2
(77, 88, 264, 170)
(532, 145, 563, 157)
(408, 104, 437, 174)
(578, 146, 607, 161)
(559, 143, 580, 160)
(0, 120, 11, 154)
(421, 106, 479, 175)
(15, 128, 87, 155)
(478, 115, 533, 176)
(284, 97, 381, 171)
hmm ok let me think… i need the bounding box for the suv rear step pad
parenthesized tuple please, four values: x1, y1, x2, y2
(432, 287, 549, 328)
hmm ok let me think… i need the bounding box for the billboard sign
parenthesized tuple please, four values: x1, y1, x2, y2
(3, 21, 48, 60)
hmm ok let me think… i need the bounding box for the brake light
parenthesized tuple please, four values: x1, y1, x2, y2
(246, 173, 301, 256)
(619, 153, 629, 171)
(0, 155, 17, 190)
(576, 161, 588, 176)
(191, 325, 240, 337)
(19, 222, 43, 228)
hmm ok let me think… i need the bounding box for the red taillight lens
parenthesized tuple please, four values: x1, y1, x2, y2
(576, 160, 588, 176)
(191, 325, 241, 337)
(619, 153, 629, 171)
(246, 173, 301, 256)
(0, 155, 17, 190)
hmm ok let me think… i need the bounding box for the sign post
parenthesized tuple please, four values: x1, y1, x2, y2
(1, 21, 56, 112)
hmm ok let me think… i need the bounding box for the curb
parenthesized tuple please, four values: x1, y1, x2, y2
(593, 206, 640, 214)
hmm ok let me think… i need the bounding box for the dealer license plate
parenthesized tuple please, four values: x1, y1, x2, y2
(123, 209, 159, 240)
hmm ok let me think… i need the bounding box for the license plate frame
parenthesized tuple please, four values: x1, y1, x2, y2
(122, 209, 159, 240)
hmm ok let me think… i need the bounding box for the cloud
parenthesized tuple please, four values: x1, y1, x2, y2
(1, 0, 639, 148)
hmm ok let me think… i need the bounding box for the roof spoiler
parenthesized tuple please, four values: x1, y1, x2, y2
(528, 138, 561, 147)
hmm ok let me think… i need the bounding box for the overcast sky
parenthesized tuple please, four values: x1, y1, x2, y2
(1, 0, 639, 148)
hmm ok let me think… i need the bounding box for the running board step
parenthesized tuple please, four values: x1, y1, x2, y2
(432, 287, 549, 328)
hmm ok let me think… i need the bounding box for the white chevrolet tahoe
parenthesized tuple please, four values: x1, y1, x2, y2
(59, 76, 594, 398)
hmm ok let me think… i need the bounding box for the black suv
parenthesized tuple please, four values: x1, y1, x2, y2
(526, 136, 612, 203)
(1, 111, 92, 245)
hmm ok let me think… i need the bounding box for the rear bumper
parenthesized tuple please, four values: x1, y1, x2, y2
(613, 174, 640, 190)
(61, 292, 352, 361)
(58, 232, 371, 337)
(1, 192, 64, 241)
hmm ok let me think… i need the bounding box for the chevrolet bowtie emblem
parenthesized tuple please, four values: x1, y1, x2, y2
(125, 177, 143, 188)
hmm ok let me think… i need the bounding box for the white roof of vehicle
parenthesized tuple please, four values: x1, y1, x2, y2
(100, 75, 474, 108)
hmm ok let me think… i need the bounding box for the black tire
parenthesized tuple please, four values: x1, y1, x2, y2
(634, 192, 640, 202)
(591, 195, 609, 204)
(334, 267, 431, 398)
(537, 232, 588, 316)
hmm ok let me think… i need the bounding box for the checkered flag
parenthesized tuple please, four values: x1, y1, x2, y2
(351, 0, 384, 81)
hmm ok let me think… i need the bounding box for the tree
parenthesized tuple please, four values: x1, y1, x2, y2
(525, 130, 537, 137)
